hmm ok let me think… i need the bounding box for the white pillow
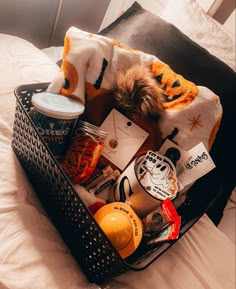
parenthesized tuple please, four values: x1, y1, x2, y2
(42, 46, 64, 63)
(160, 0, 236, 71)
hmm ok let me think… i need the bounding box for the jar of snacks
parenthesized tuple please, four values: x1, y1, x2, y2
(61, 120, 108, 184)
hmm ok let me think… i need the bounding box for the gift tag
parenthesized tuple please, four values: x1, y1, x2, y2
(100, 109, 149, 170)
(159, 140, 215, 188)
(179, 142, 216, 187)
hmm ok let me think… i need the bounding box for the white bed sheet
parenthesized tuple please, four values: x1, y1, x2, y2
(0, 34, 235, 289)
(160, 0, 236, 71)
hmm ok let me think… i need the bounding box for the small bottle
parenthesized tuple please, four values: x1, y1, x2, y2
(61, 120, 108, 184)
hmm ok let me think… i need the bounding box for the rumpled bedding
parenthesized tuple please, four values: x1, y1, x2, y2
(0, 34, 98, 289)
(0, 33, 235, 289)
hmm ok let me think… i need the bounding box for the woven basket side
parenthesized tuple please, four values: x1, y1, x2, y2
(11, 87, 129, 283)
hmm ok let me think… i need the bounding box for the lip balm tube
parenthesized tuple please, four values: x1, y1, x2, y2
(84, 166, 114, 190)
(89, 169, 121, 195)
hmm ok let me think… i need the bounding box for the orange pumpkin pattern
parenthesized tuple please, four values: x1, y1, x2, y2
(60, 60, 79, 98)
(150, 62, 199, 110)
(48, 27, 222, 154)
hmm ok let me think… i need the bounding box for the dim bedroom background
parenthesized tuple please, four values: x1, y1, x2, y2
(0, 0, 235, 289)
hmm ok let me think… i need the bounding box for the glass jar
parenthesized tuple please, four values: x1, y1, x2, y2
(61, 120, 108, 184)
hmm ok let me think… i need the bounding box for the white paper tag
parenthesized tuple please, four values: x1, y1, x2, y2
(159, 140, 215, 188)
(100, 109, 149, 170)
(179, 142, 216, 187)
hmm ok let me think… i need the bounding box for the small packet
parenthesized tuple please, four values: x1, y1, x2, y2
(146, 216, 181, 246)
(142, 198, 179, 236)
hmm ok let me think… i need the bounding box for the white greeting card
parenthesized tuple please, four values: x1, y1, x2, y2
(179, 142, 216, 187)
(100, 109, 149, 170)
(159, 139, 216, 188)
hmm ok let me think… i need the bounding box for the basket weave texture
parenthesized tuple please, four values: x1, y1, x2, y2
(11, 82, 215, 284)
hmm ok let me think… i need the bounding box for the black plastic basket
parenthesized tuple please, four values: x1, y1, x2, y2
(11, 82, 222, 284)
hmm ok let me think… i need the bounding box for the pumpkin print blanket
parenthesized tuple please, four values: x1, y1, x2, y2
(47, 26, 222, 155)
